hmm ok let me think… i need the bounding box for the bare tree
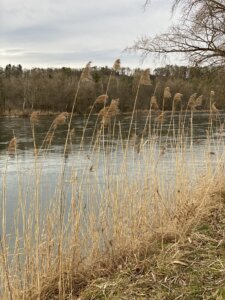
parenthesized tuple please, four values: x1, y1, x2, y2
(133, 0, 225, 66)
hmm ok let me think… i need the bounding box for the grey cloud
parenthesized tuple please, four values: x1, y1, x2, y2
(0, 0, 176, 68)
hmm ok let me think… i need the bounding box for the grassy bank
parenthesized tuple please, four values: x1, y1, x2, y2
(79, 189, 225, 300)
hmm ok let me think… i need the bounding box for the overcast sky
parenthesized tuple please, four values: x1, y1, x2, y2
(0, 0, 179, 69)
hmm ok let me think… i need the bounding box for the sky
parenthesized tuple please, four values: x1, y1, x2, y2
(0, 0, 179, 69)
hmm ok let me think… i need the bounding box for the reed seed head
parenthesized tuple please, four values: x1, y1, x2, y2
(210, 90, 215, 97)
(173, 93, 183, 103)
(155, 112, 165, 124)
(98, 106, 109, 118)
(113, 59, 121, 71)
(187, 93, 197, 110)
(95, 94, 108, 105)
(211, 102, 219, 113)
(150, 96, 159, 110)
(140, 69, 152, 86)
(52, 112, 69, 129)
(99, 98, 120, 126)
(195, 95, 203, 107)
(81, 61, 92, 82)
(108, 99, 120, 116)
(30, 111, 39, 124)
(70, 128, 75, 136)
(8, 137, 17, 153)
(163, 87, 171, 100)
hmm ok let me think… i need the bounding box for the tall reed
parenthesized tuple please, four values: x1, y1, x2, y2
(0, 62, 224, 300)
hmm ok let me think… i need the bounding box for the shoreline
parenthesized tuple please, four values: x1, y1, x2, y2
(0, 109, 219, 118)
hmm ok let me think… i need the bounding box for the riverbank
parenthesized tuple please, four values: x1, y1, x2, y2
(0, 108, 216, 118)
(78, 190, 225, 299)
(19, 172, 225, 300)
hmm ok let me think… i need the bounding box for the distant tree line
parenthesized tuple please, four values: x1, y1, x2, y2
(0, 64, 225, 114)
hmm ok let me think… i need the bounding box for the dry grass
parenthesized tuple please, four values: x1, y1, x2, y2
(79, 191, 225, 300)
(6, 166, 225, 300)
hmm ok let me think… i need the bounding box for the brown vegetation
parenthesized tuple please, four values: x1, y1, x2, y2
(1, 64, 225, 115)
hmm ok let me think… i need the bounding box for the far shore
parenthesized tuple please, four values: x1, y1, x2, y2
(0, 108, 219, 118)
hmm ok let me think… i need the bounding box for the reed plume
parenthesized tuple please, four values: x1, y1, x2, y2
(105, 59, 121, 96)
(94, 94, 108, 105)
(173, 93, 183, 103)
(108, 99, 120, 116)
(70, 128, 75, 136)
(162, 87, 171, 110)
(195, 95, 203, 107)
(52, 112, 69, 129)
(173, 93, 183, 111)
(140, 69, 152, 86)
(211, 102, 219, 113)
(210, 90, 215, 100)
(98, 107, 109, 118)
(99, 99, 120, 126)
(113, 59, 121, 72)
(8, 137, 17, 154)
(80, 61, 92, 82)
(163, 87, 171, 99)
(155, 112, 165, 124)
(150, 95, 159, 110)
(30, 111, 39, 124)
(209, 90, 215, 112)
(187, 93, 197, 110)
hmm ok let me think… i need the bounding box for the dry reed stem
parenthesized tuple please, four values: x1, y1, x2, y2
(46, 131, 55, 144)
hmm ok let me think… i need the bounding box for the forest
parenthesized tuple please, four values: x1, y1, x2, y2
(0, 63, 225, 114)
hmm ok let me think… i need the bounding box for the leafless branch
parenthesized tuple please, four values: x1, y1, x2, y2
(135, 0, 225, 66)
